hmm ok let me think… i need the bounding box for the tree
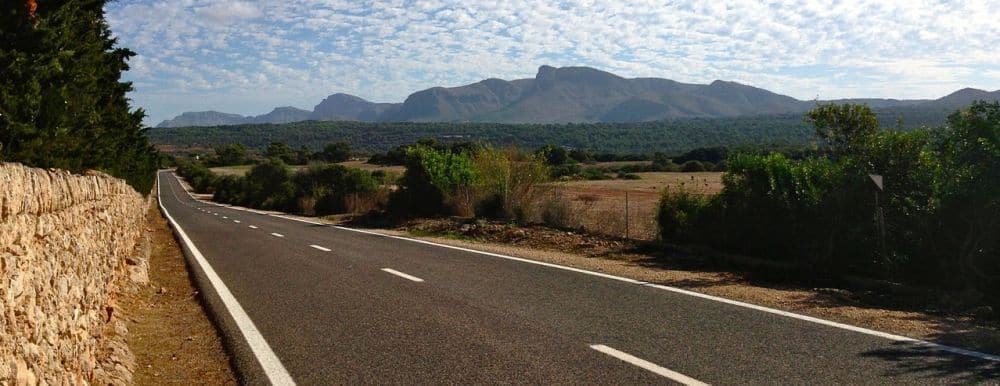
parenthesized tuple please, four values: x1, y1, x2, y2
(0, 0, 159, 192)
(537, 145, 568, 166)
(213, 143, 247, 166)
(322, 142, 351, 163)
(936, 101, 1000, 289)
(807, 103, 879, 157)
(264, 141, 295, 163)
(568, 149, 594, 164)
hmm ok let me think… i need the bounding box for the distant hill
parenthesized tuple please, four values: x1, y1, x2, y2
(920, 88, 1000, 109)
(156, 65, 1000, 127)
(157, 106, 310, 128)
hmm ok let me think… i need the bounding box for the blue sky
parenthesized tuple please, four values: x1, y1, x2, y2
(105, 0, 1000, 125)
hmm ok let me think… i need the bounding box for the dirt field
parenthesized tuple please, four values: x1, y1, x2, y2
(540, 172, 723, 240)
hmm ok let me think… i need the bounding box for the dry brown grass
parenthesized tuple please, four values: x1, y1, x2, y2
(123, 197, 236, 384)
(337, 160, 406, 174)
(534, 172, 723, 240)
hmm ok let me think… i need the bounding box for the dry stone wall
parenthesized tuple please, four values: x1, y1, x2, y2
(0, 163, 150, 385)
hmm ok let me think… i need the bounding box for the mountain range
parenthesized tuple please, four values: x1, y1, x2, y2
(156, 65, 1000, 128)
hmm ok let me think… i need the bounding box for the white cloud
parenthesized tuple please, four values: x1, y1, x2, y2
(104, 0, 1000, 124)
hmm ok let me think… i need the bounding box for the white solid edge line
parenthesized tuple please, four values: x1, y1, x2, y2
(329, 225, 1000, 362)
(381, 268, 425, 282)
(590, 344, 709, 386)
(167, 173, 1000, 363)
(157, 173, 295, 385)
(270, 233, 285, 238)
(249, 225, 259, 229)
(310, 244, 332, 252)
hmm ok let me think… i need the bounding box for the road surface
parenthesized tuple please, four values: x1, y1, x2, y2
(157, 171, 998, 385)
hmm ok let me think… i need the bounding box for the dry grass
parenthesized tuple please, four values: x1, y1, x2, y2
(535, 172, 723, 240)
(122, 197, 236, 384)
(338, 160, 406, 174)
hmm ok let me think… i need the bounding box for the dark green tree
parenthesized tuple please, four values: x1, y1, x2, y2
(321, 142, 351, 163)
(536, 145, 568, 166)
(213, 143, 247, 166)
(807, 103, 879, 157)
(0, 0, 159, 192)
(264, 141, 295, 163)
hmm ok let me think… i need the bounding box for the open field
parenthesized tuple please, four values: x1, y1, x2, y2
(539, 172, 723, 240)
(209, 160, 404, 176)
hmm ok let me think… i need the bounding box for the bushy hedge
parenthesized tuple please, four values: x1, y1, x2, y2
(657, 102, 1000, 305)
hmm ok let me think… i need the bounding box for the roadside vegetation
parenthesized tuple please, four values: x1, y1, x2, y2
(657, 101, 1000, 311)
(174, 101, 999, 318)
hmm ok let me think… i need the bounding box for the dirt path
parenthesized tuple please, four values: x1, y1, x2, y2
(120, 197, 236, 384)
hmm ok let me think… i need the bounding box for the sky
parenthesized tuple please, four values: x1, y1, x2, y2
(104, 0, 1000, 125)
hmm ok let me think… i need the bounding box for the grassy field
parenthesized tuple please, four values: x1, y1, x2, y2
(541, 172, 723, 240)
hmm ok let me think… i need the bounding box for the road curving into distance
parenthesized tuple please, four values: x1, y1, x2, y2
(157, 170, 999, 385)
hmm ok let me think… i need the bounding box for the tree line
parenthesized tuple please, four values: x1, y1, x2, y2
(657, 101, 1000, 311)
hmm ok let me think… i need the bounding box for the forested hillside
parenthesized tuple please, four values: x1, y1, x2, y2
(148, 107, 943, 155)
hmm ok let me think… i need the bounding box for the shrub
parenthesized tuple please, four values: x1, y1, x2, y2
(175, 161, 218, 194)
(680, 160, 706, 172)
(656, 188, 710, 242)
(293, 163, 379, 215)
(470, 147, 551, 221)
(243, 159, 295, 211)
(389, 145, 478, 216)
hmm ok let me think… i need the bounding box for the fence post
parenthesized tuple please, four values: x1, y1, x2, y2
(625, 191, 630, 239)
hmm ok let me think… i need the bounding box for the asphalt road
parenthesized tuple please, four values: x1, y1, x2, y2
(157, 171, 999, 385)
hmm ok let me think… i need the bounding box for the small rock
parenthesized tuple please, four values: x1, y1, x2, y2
(185, 336, 194, 341)
(157, 287, 167, 295)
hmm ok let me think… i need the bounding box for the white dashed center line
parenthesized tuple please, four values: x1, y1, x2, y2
(590, 344, 708, 385)
(234, 220, 241, 223)
(310, 245, 331, 252)
(249, 225, 258, 229)
(270, 233, 284, 238)
(381, 268, 424, 282)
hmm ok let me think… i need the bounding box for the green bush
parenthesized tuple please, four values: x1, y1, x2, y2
(293, 164, 379, 215)
(656, 188, 710, 242)
(389, 145, 478, 216)
(175, 161, 218, 194)
(243, 159, 295, 211)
